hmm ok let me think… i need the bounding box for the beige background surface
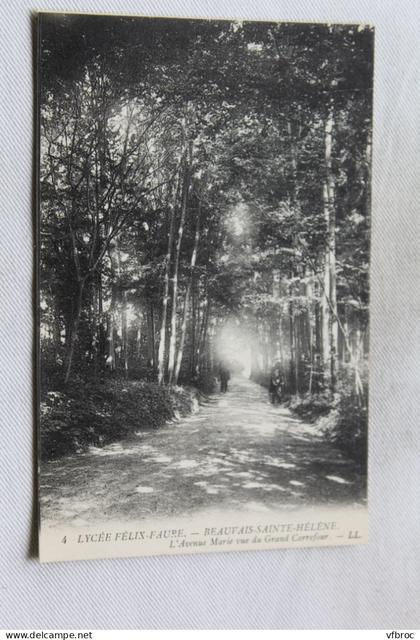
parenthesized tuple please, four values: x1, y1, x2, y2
(1, 0, 419, 629)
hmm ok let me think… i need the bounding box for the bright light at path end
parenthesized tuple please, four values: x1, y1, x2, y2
(215, 320, 253, 377)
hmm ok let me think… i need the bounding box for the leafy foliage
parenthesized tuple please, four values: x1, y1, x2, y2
(40, 380, 199, 459)
(39, 16, 372, 466)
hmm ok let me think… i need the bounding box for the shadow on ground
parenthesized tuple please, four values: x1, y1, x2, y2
(41, 376, 366, 526)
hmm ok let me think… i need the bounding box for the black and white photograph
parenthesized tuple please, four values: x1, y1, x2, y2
(38, 13, 373, 562)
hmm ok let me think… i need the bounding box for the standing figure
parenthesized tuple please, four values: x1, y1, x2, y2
(219, 362, 231, 393)
(269, 363, 284, 404)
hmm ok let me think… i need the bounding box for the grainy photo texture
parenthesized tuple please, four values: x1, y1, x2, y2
(38, 14, 373, 562)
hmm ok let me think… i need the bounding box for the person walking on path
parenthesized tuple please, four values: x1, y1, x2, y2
(269, 362, 284, 404)
(219, 362, 231, 393)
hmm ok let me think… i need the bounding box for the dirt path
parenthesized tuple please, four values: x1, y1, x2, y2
(40, 377, 366, 527)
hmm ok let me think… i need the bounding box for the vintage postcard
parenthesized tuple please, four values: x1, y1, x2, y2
(37, 13, 373, 562)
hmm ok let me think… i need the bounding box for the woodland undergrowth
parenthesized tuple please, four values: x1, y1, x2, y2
(40, 380, 200, 460)
(287, 371, 368, 469)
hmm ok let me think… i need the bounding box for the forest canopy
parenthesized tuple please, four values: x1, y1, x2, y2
(39, 14, 373, 411)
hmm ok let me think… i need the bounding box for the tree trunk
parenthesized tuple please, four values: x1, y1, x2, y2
(91, 277, 99, 378)
(149, 303, 155, 368)
(63, 279, 84, 385)
(174, 198, 201, 384)
(322, 106, 338, 391)
(288, 287, 296, 393)
(97, 269, 106, 370)
(195, 295, 209, 377)
(272, 268, 282, 363)
(168, 161, 191, 383)
(157, 168, 181, 384)
(197, 298, 210, 376)
(106, 241, 121, 373)
(53, 295, 62, 363)
(305, 274, 315, 393)
(122, 290, 128, 379)
(136, 325, 142, 361)
(190, 276, 197, 375)
(294, 314, 300, 393)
